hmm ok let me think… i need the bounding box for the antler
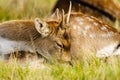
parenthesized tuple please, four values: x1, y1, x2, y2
(66, 1, 72, 24)
(61, 1, 72, 29)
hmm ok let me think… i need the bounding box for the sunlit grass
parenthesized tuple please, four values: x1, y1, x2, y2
(1, 56, 120, 80)
(0, 0, 120, 80)
(0, 0, 57, 21)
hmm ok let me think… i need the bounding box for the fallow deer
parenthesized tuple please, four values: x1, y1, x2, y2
(0, 10, 71, 63)
(52, 4, 120, 61)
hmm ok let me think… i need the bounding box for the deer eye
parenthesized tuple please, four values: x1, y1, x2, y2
(56, 42, 63, 48)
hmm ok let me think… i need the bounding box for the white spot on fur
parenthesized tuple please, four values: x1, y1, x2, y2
(93, 22, 98, 26)
(85, 25, 90, 30)
(79, 22, 83, 25)
(100, 34, 107, 37)
(89, 34, 96, 38)
(77, 27, 82, 35)
(73, 25, 77, 30)
(101, 34, 111, 38)
(75, 17, 83, 22)
(101, 26, 107, 30)
(77, 26, 81, 30)
(100, 31, 115, 38)
(82, 31, 87, 36)
(96, 44, 117, 57)
(107, 31, 114, 37)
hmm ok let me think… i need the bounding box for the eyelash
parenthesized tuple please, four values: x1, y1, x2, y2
(56, 42, 63, 48)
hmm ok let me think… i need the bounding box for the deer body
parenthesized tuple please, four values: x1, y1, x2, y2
(65, 13, 120, 59)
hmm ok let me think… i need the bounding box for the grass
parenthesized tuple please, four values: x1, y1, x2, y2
(0, 0, 120, 80)
(1, 57, 120, 80)
(0, 0, 57, 21)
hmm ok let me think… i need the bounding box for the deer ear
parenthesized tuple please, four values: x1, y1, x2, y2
(46, 9, 62, 28)
(34, 18, 50, 37)
(48, 9, 65, 29)
(50, 8, 61, 21)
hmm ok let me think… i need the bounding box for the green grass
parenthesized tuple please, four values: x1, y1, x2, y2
(1, 57, 120, 80)
(0, 0, 120, 80)
(0, 0, 57, 21)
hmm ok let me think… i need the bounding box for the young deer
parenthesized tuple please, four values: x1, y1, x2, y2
(0, 10, 71, 63)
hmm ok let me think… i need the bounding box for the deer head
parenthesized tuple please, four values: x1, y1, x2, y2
(34, 9, 71, 63)
(0, 9, 71, 63)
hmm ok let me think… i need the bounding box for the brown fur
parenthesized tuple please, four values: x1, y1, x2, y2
(64, 12, 120, 61)
(0, 10, 71, 63)
(53, 0, 120, 26)
(0, 20, 40, 41)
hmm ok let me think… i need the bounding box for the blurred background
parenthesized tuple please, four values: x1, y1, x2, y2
(0, 0, 120, 23)
(0, 0, 57, 21)
(0, 0, 120, 22)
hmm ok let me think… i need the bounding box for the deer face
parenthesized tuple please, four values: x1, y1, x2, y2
(34, 10, 71, 63)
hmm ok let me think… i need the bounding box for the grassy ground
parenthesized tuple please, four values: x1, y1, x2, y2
(0, 0, 120, 80)
(1, 57, 120, 80)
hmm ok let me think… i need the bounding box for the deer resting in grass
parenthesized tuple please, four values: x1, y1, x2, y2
(0, 10, 71, 63)
(51, 6, 120, 61)
(1, 7, 120, 62)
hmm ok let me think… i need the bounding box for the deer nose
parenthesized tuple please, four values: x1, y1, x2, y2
(62, 51, 71, 63)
